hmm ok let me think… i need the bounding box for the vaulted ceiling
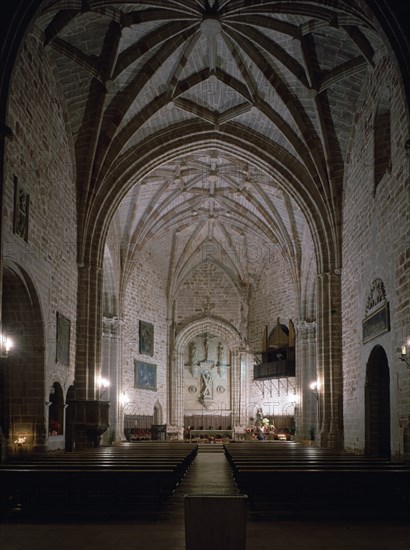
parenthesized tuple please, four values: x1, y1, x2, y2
(34, 0, 385, 306)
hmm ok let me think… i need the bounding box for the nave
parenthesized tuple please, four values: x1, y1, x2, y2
(0, 442, 409, 550)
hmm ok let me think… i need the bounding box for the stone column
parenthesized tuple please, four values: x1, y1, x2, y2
(316, 271, 343, 449)
(237, 350, 251, 427)
(102, 316, 121, 444)
(73, 263, 109, 447)
(168, 348, 184, 437)
(76, 263, 103, 401)
(295, 321, 317, 442)
(231, 351, 241, 429)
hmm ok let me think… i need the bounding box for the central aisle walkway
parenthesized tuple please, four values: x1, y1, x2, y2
(0, 445, 409, 550)
(146, 446, 240, 549)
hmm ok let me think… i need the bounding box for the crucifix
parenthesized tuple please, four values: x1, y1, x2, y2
(202, 331, 217, 361)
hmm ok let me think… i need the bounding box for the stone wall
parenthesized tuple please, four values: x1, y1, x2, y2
(121, 249, 168, 422)
(175, 260, 242, 329)
(248, 249, 298, 423)
(342, 54, 410, 458)
(3, 28, 77, 448)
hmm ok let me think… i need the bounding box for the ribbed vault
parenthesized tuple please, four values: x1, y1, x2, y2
(33, 0, 385, 311)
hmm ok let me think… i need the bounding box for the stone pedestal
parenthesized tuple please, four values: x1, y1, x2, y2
(68, 400, 110, 448)
(185, 494, 247, 550)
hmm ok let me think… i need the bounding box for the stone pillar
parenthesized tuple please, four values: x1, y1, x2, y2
(76, 263, 103, 401)
(73, 263, 109, 447)
(295, 321, 317, 442)
(237, 350, 251, 427)
(316, 271, 343, 449)
(101, 316, 121, 444)
(231, 351, 242, 429)
(168, 348, 184, 437)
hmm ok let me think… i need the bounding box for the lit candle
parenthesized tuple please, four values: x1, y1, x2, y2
(401, 346, 407, 356)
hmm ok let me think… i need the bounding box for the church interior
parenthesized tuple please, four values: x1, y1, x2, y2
(0, 1, 409, 548)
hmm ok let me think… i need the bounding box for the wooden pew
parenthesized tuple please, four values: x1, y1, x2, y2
(0, 442, 198, 520)
(223, 443, 410, 519)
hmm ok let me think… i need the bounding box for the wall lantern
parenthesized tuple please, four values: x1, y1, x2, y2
(0, 334, 13, 358)
(401, 345, 410, 367)
(309, 381, 319, 400)
(97, 375, 111, 398)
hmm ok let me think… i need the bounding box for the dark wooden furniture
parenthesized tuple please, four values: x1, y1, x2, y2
(0, 442, 198, 520)
(224, 442, 410, 519)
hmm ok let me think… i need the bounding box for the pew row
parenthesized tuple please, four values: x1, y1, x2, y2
(224, 442, 410, 519)
(0, 443, 198, 520)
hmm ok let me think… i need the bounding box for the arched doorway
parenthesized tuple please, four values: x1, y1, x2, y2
(1, 263, 45, 453)
(365, 346, 391, 458)
(153, 401, 163, 425)
(48, 382, 64, 436)
(65, 385, 75, 452)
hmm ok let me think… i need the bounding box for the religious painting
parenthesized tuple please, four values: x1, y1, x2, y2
(56, 312, 70, 365)
(139, 320, 154, 356)
(13, 176, 30, 242)
(362, 302, 390, 344)
(135, 360, 157, 391)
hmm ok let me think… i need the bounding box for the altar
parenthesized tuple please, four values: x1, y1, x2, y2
(189, 429, 233, 442)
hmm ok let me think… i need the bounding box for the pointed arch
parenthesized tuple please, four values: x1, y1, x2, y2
(365, 345, 390, 458)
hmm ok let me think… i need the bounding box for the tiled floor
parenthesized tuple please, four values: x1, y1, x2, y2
(0, 447, 409, 550)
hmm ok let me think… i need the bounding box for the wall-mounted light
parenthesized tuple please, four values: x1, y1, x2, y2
(119, 392, 129, 406)
(309, 381, 319, 400)
(0, 334, 13, 358)
(97, 375, 111, 398)
(401, 345, 410, 367)
(96, 375, 110, 389)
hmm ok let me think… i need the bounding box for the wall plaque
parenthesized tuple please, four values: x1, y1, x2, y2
(362, 302, 390, 344)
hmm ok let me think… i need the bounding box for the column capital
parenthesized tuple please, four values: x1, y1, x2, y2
(295, 319, 317, 334)
(317, 269, 342, 280)
(102, 316, 122, 337)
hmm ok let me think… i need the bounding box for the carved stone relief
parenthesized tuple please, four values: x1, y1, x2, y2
(184, 334, 231, 411)
(365, 278, 386, 314)
(13, 176, 30, 242)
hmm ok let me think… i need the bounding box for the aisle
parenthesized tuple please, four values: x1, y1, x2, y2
(152, 447, 240, 549)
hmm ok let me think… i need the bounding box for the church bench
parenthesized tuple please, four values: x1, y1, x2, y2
(223, 444, 410, 518)
(0, 443, 198, 519)
(0, 467, 176, 518)
(232, 468, 410, 514)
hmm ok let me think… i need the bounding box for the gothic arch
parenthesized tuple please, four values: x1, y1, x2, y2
(169, 316, 243, 433)
(365, 345, 391, 458)
(48, 382, 64, 437)
(153, 400, 163, 425)
(175, 316, 242, 353)
(86, 132, 338, 276)
(1, 261, 46, 452)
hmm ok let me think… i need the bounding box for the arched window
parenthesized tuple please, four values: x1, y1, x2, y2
(374, 87, 392, 193)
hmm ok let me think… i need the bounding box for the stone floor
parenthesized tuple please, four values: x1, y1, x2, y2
(0, 446, 409, 550)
